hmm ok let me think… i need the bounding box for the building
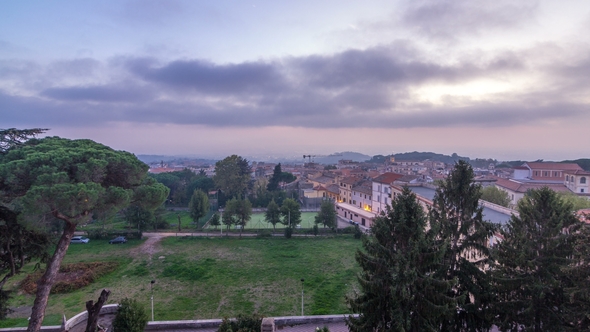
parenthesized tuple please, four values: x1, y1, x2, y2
(371, 172, 404, 214)
(564, 170, 590, 195)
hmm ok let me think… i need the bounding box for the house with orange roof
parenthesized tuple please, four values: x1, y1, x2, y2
(515, 162, 583, 181)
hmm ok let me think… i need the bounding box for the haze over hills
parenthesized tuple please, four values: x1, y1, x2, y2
(137, 152, 590, 171)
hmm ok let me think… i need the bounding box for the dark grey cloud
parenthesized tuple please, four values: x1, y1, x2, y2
(401, 0, 539, 41)
(3, 40, 590, 131)
(40, 83, 150, 103)
(127, 58, 286, 95)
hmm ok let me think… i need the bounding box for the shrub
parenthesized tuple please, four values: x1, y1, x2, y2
(217, 314, 263, 332)
(353, 225, 362, 239)
(113, 298, 148, 332)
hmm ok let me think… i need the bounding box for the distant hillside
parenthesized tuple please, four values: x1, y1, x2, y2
(367, 152, 471, 164)
(137, 154, 216, 166)
(561, 159, 590, 171)
(314, 152, 371, 164)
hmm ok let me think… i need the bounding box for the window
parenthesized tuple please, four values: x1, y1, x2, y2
(544, 171, 549, 176)
(566, 175, 569, 181)
(361, 218, 365, 226)
(581, 177, 587, 184)
(581, 189, 585, 193)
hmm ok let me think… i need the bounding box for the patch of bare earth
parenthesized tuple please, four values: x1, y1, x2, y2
(129, 233, 165, 260)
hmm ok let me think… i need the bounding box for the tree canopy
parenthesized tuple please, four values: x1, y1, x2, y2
(315, 199, 337, 229)
(223, 198, 252, 237)
(347, 187, 455, 331)
(480, 186, 511, 207)
(430, 160, 497, 331)
(189, 189, 209, 228)
(493, 187, 584, 331)
(0, 137, 168, 331)
(280, 198, 301, 228)
(214, 155, 250, 199)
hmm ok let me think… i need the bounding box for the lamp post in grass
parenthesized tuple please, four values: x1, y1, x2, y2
(301, 278, 305, 316)
(150, 280, 155, 321)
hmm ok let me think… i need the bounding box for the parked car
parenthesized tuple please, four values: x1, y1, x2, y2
(71, 236, 89, 244)
(109, 236, 127, 244)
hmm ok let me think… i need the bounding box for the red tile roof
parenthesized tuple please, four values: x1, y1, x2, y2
(525, 162, 583, 171)
(373, 172, 404, 184)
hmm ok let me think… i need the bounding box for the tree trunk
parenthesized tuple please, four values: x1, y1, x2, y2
(27, 220, 77, 332)
(85, 289, 111, 332)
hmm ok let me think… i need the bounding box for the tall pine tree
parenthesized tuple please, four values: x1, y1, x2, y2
(347, 187, 455, 331)
(430, 160, 496, 331)
(493, 187, 582, 331)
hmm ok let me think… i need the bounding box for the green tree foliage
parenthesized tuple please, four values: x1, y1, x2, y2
(430, 160, 497, 331)
(189, 189, 209, 228)
(113, 297, 148, 332)
(557, 190, 590, 211)
(315, 200, 337, 229)
(480, 186, 511, 207)
(0, 137, 168, 331)
(124, 205, 154, 231)
(347, 187, 455, 331)
(280, 198, 301, 228)
(208, 213, 221, 230)
(0, 128, 47, 154)
(267, 163, 282, 191)
(564, 223, 590, 329)
(493, 187, 583, 331)
(264, 200, 281, 233)
(214, 155, 250, 199)
(224, 198, 252, 237)
(0, 206, 52, 319)
(150, 169, 213, 207)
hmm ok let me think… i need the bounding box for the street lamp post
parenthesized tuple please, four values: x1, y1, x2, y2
(150, 280, 155, 321)
(300, 278, 305, 316)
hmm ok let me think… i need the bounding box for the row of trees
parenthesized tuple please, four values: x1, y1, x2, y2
(348, 161, 590, 331)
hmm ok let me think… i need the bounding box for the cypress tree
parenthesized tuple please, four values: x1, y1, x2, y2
(347, 187, 455, 331)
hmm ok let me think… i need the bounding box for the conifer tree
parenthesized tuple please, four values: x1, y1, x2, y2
(430, 160, 496, 331)
(493, 187, 582, 331)
(347, 187, 455, 331)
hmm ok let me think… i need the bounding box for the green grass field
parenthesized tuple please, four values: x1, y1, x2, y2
(1, 235, 361, 327)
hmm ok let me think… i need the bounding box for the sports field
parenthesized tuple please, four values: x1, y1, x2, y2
(204, 211, 318, 230)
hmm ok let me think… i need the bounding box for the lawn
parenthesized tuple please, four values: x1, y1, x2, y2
(2, 235, 361, 327)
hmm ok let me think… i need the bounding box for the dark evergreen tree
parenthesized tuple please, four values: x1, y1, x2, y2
(267, 163, 282, 191)
(564, 223, 590, 330)
(347, 187, 456, 332)
(430, 160, 497, 331)
(493, 187, 582, 331)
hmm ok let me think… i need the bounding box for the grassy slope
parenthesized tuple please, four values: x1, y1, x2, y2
(2, 236, 361, 327)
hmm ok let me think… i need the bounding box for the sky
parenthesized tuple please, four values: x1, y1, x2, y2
(2, 0, 590, 161)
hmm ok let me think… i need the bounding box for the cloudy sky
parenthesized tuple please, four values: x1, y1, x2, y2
(2, 0, 589, 161)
